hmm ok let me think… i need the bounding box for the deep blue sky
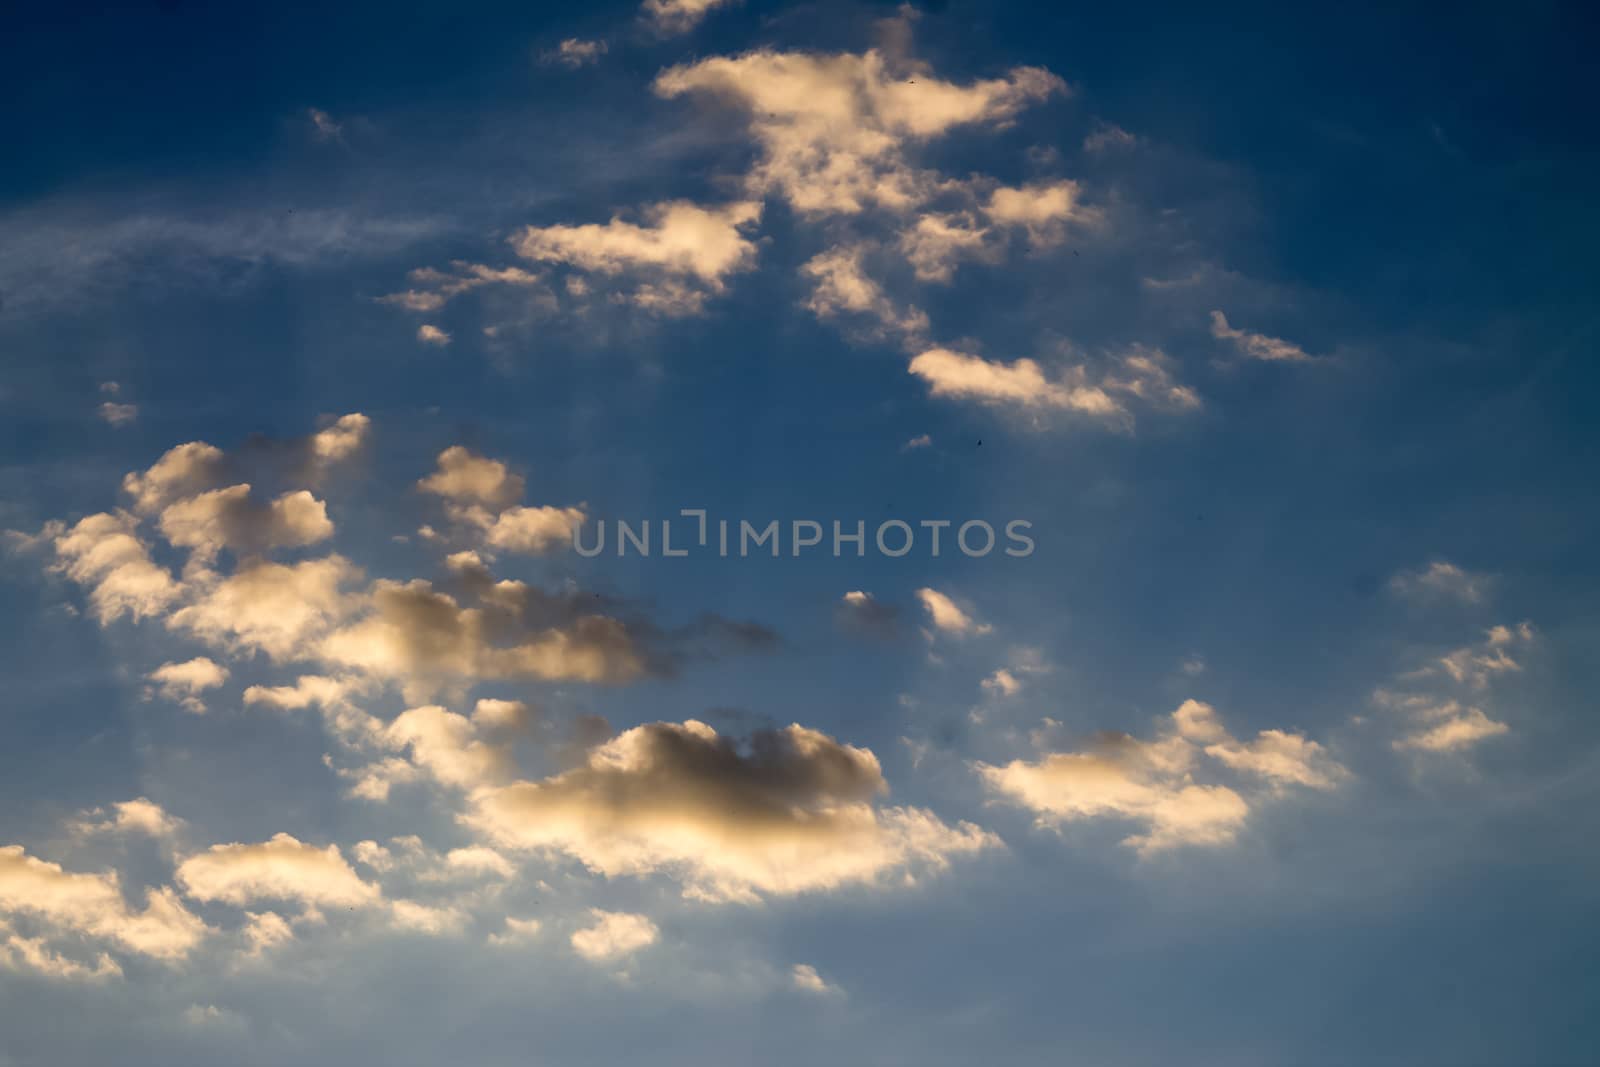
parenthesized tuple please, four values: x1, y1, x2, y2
(1, 2, 1597, 1065)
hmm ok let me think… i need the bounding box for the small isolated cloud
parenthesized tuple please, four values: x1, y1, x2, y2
(915, 587, 991, 637)
(146, 658, 229, 714)
(640, 0, 736, 36)
(791, 962, 843, 996)
(1389, 560, 1489, 604)
(98, 401, 138, 426)
(75, 797, 183, 839)
(417, 324, 451, 346)
(1209, 310, 1312, 362)
(837, 589, 899, 637)
(542, 38, 607, 69)
(902, 434, 932, 451)
(801, 244, 928, 342)
(981, 669, 1022, 697)
(1083, 122, 1138, 153)
(419, 447, 524, 510)
(977, 700, 1346, 854)
(307, 107, 343, 143)
(570, 909, 657, 962)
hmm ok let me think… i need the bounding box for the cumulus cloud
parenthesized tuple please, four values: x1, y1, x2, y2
(488, 915, 543, 946)
(570, 909, 657, 961)
(654, 48, 1064, 216)
(169, 556, 359, 660)
(977, 700, 1346, 854)
(469, 719, 997, 903)
(51, 512, 184, 623)
(0, 846, 209, 961)
(176, 833, 380, 911)
(417, 324, 452, 346)
(837, 589, 899, 637)
(146, 658, 229, 714)
(419, 447, 525, 510)
(1209, 310, 1313, 362)
(157, 485, 334, 559)
(915, 588, 991, 637)
(75, 797, 183, 839)
(510, 201, 762, 315)
(983, 179, 1092, 245)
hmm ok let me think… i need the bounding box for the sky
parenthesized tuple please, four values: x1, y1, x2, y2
(1, 1, 1598, 1064)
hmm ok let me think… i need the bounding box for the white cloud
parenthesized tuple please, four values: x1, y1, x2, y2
(977, 700, 1345, 854)
(98, 401, 139, 427)
(147, 658, 229, 714)
(909, 348, 1121, 415)
(511, 200, 761, 314)
(801, 244, 928, 341)
(570, 909, 657, 961)
(488, 915, 543, 946)
(542, 38, 608, 69)
(75, 797, 183, 839)
(469, 719, 998, 903)
(157, 485, 334, 559)
(1209, 310, 1312, 362)
(169, 556, 359, 660)
(417, 324, 452, 346)
(915, 587, 992, 637)
(51, 512, 184, 623)
(0, 846, 208, 961)
(176, 833, 380, 911)
(419, 447, 525, 510)
(790, 962, 843, 996)
(655, 49, 1064, 216)
(640, 0, 735, 35)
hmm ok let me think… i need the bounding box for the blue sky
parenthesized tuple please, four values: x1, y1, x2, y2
(2, 2, 1598, 1064)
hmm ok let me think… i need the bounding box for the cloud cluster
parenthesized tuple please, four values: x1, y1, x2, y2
(469, 719, 998, 903)
(1376, 622, 1535, 752)
(977, 700, 1346, 854)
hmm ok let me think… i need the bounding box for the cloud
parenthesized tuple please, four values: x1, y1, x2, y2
(379, 262, 548, 314)
(1083, 122, 1138, 153)
(654, 48, 1064, 216)
(417, 324, 452, 346)
(419, 447, 525, 510)
(641, 0, 735, 35)
(75, 797, 184, 839)
(1389, 560, 1489, 604)
(510, 200, 762, 315)
(542, 38, 608, 69)
(1375, 622, 1534, 752)
(801, 244, 929, 341)
(307, 107, 343, 143)
(147, 658, 230, 714)
(983, 180, 1091, 245)
(0, 927, 122, 981)
(98, 401, 139, 427)
(0, 846, 208, 961)
(837, 590, 899, 637)
(977, 700, 1346, 854)
(981, 669, 1022, 697)
(898, 213, 992, 283)
(123, 443, 230, 513)
(570, 909, 657, 961)
(51, 512, 184, 623)
(908, 348, 1120, 415)
(169, 556, 360, 660)
(1209, 310, 1312, 362)
(176, 833, 380, 911)
(468, 719, 997, 903)
(915, 588, 991, 637)
(791, 963, 843, 996)
(488, 916, 543, 946)
(156, 485, 334, 559)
